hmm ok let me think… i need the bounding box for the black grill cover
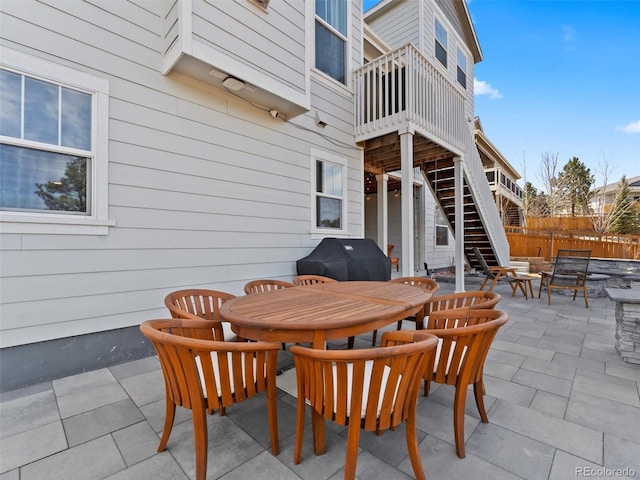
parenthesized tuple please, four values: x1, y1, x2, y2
(296, 238, 391, 281)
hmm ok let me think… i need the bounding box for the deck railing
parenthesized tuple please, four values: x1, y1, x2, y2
(354, 44, 465, 150)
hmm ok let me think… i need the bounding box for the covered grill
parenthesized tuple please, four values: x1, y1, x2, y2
(296, 238, 391, 281)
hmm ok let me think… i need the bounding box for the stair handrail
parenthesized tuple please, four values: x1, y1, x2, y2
(463, 126, 510, 265)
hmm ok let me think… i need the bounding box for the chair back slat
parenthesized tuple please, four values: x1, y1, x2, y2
(426, 291, 500, 326)
(293, 275, 338, 286)
(291, 331, 437, 430)
(551, 249, 591, 279)
(244, 279, 295, 294)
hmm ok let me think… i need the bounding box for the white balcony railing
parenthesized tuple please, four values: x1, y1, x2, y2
(485, 168, 524, 206)
(354, 44, 465, 151)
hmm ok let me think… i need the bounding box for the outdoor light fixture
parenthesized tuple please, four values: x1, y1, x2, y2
(251, 0, 270, 8)
(222, 76, 246, 91)
(315, 110, 328, 128)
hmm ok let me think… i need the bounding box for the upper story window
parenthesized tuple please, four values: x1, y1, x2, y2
(315, 0, 347, 84)
(311, 149, 347, 234)
(435, 19, 448, 68)
(456, 48, 467, 88)
(1, 48, 110, 234)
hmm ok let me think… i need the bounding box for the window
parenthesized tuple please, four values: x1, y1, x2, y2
(315, 0, 347, 84)
(456, 48, 466, 88)
(0, 48, 110, 234)
(311, 149, 347, 234)
(435, 19, 447, 68)
(435, 207, 449, 246)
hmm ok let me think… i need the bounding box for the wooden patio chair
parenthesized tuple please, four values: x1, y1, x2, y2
(538, 249, 591, 308)
(244, 279, 295, 349)
(387, 244, 399, 272)
(164, 289, 237, 341)
(426, 290, 501, 316)
(291, 330, 438, 480)
(368, 277, 440, 346)
(473, 247, 537, 298)
(292, 274, 337, 286)
(423, 309, 509, 458)
(139, 318, 280, 480)
(244, 279, 295, 294)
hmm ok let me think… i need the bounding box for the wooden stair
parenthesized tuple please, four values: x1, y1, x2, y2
(423, 158, 500, 270)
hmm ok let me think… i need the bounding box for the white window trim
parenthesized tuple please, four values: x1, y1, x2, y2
(0, 47, 113, 235)
(434, 17, 448, 70)
(456, 46, 467, 89)
(310, 148, 348, 238)
(313, 0, 351, 90)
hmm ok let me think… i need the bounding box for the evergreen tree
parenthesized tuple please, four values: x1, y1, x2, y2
(608, 176, 639, 234)
(557, 157, 594, 215)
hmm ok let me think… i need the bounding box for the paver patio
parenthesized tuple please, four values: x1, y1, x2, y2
(1, 281, 639, 479)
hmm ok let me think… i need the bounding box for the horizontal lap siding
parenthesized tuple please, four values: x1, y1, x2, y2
(0, 0, 362, 347)
(192, 0, 306, 93)
(366, 0, 420, 50)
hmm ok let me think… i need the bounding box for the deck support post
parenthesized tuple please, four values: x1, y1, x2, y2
(376, 173, 389, 255)
(400, 131, 414, 275)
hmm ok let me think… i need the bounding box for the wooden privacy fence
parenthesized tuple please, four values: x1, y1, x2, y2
(505, 228, 639, 260)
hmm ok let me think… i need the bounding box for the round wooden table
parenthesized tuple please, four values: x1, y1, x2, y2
(220, 280, 432, 456)
(220, 280, 433, 349)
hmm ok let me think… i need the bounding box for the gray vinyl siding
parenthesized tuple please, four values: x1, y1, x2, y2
(435, 0, 464, 40)
(191, 0, 306, 94)
(0, 0, 362, 347)
(366, 0, 420, 50)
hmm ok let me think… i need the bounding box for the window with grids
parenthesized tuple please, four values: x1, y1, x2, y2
(312, 150, 346, 232)
(435, 207, 449, 246)
(435, 19, 447, 68)
(1, 69, 92, 214)
(0, 49, 109, 234)
(456, 47, 467, 88)
(315, 0, 347, 84)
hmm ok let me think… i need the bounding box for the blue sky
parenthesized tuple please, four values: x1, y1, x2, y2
(364, 0, 640, 191)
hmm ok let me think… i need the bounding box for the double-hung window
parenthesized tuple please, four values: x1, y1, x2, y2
(435, 19, 448, 68)
(315, 0, 347, 84)
(311, 149, 347, 234)
(456, 47, 467, 88)
(0, 48, 110, 234)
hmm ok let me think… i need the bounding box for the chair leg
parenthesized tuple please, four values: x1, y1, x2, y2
(157, 398, 176, 452)
(405, 414, 426, 480)
(266, 382, 280, 455)
(453, 383, 468, 458)
(293, 397, 306, 464)
(584, 289, 589, 308)
(396, 320, 403, 330)
(538, 276, 545, 298)
(473, 380, 489, 423)
(423, 379, 431, 396)
(371, 330, 377, 346)
(347, 336, 355, 349)
(192, 404, 208, 480)
(343, 420, 362, 480)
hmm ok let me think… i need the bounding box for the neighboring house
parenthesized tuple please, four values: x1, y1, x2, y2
(474, 117, 524, 227)
(592, 175, 640, 207)
(0, 0, 508, 390)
